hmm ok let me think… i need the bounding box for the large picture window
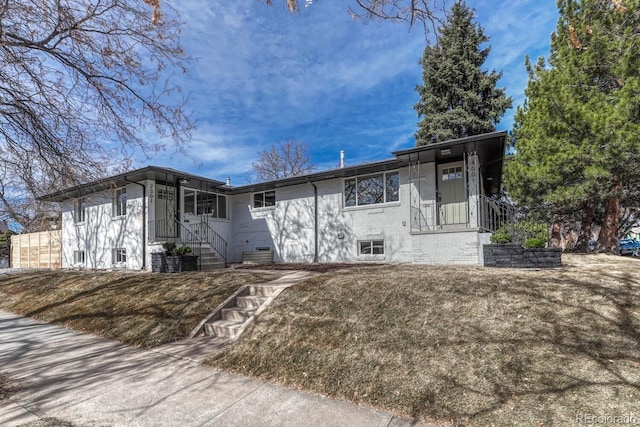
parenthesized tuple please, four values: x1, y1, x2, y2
(253, 191, 276, 208)
(344, 171, 399, 207)
(183, 189, 227, 218)
(113, 187, 127, 217)
(74, 198, 86, 223)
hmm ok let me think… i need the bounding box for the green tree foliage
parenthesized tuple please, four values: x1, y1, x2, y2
(414, 1, 512, 145)
(505, 0, 640, 252)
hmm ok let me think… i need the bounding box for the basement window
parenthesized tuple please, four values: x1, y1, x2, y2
(73, 250, 85, 265)
(112, 248, 127, 265)
(359, 240, 384, 255)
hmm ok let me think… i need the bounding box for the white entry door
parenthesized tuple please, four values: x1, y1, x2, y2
(437, 161, 467, 225)
(155, 184, 177, 237)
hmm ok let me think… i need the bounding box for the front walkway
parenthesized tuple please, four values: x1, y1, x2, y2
(0, 310, 435, 426)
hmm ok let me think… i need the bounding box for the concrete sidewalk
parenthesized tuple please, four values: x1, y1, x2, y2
(0, 311, 433, 427)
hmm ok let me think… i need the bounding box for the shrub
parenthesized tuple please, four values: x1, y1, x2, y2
(174, 245, 192, 256)
(490, 231, 512, 244)
(524, 238, 546, 248)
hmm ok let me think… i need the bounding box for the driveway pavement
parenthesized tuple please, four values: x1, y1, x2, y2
(0, 311, 433, 427)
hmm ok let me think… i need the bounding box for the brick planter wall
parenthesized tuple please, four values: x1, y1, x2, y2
(483, 243, 562, 268)
(151, 253, 199, 273)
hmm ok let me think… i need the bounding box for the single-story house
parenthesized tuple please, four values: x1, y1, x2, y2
(38, 131, 509, 270)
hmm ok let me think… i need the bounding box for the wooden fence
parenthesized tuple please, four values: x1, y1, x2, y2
(11, 230, 62, 268)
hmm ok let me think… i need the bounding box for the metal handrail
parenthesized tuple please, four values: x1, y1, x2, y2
(183, 220, 227, 264)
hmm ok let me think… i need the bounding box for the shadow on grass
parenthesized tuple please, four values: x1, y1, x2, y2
(0, 270, 276, 348)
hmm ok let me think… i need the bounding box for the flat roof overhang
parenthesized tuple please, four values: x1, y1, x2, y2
(392, 131, 507, 194)
(228, 158, 403, 194)
(37, 166, 226, 202)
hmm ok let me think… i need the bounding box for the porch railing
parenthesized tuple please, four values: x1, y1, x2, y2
(410, 201, 469, 231)
(477, 195, 549, 244)
(149, 219, 178, 242)
(477, 194, 515, 235)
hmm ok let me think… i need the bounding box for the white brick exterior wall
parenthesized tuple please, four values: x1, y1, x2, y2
(62, 183, 145, 269)
(60, 157, 489, 269)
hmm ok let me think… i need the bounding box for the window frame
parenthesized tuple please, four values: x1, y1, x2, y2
(358, 240, 385, 256)
(252, 190, 276, 209)
(112, 248, 127, 265)
(344, 171, 399, 208)
(73, 250, 85, 265)
(182, 188, 227, 219)
(113, 187, 127, 218)
(74, 197, 87, 224)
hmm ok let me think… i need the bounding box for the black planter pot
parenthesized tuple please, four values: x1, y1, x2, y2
(151, 253, 199, 273)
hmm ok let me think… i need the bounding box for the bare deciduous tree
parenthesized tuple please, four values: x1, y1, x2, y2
(0, 0, 191, 230)
(251, 140, 316, 182)
(264, 0, 445, 29)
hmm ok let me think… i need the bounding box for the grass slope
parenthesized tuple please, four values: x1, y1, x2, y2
(209, 255, 640, 426)
(0, 270, 276, 348)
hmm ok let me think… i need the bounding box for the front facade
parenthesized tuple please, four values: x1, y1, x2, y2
(40, 132, 509, 269)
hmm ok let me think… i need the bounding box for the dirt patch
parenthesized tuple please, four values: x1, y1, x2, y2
(0, 374, 13, 401)
(17, 419, 77, 427)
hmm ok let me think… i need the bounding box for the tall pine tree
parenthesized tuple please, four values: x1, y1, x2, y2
(505, 0, 640, 252)
(414, 1, 511, 145)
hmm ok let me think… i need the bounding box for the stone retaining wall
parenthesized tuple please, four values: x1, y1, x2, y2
(483, 243, 562, 268)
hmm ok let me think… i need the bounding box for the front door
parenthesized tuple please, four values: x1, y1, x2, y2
(437, 161, 467, 225)
(155, 184, 177, 238)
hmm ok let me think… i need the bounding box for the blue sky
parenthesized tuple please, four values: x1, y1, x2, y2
(144, 0, 559, 185)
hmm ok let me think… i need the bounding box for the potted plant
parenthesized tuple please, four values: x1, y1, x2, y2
(151, 242, 199, 273)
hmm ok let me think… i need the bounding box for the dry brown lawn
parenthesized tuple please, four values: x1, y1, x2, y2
(209, 254, 640, 426)
(0, 269, 276, 348)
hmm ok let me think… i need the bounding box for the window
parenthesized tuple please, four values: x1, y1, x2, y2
(344, 171, 399, 207)
(112, 248, 127, 264)
(113, 187, 127, 217)
(74, 198, 86, 223)
(253, 190, 276, 208)
(441, 166, 463, 181)
(359, 240, 384, 255)
(73, 250, 85, 264)
(183, 189, 227, 218)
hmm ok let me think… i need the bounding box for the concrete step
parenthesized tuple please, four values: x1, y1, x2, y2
(236, 295, 269, 309)
(222, 307, 256, 322)
(248, 285, 280, 296)
(204, 319, 244, 339)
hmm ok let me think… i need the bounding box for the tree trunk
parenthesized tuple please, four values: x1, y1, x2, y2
(597, 179, 623, 254)
(575, 201, 594, 253)
(551, 219, 563, 248)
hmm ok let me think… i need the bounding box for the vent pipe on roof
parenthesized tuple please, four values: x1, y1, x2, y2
(226, 177, 231, 185)
(340, 150, 345, 168)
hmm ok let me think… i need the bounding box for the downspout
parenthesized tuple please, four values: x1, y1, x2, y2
(125, 177, 146, 270)
(308, 181, 319, 263)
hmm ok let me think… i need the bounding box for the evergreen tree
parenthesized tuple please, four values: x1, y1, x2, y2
(505, 0, 640, 252)
(414, 1, 512, 145)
